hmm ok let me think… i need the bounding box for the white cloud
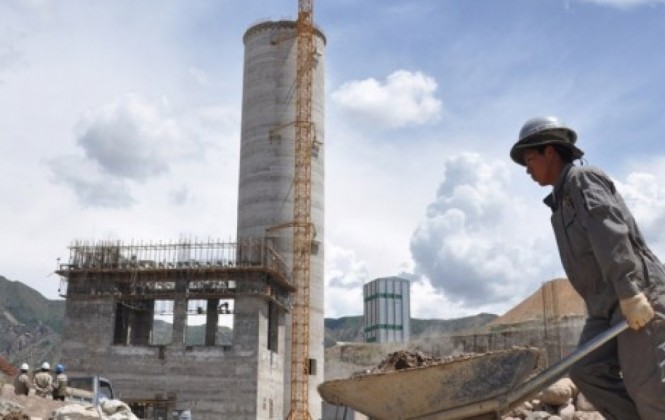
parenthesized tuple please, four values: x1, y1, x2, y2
(410, 153, 560, 307)
(47, 93, 207, 207)
(76, 93, 201, 181)
(324, 242, 369, 317)
(48, 154, 135, 208)
(0, 42, 22, 75)
(615, 169, 665, 256)
(579, 0, 665, 7)
(331, 70, 442, 130)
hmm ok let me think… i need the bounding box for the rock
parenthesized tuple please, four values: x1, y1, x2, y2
(50, 400, 139, 420)
(0, 400, 26, 417)
(511, 405, 532, 418)
(2, 412, 30, 420)
(573, 412, 605, 420)
(575, 392, 597, 412)
(102, 400, 138, 420)
(526, 410, 551, 419)
(558, 401, 575, 420)
(51, 404, 104, 420)
(530, 398, 543, 412)
(541, 378, 576, 406)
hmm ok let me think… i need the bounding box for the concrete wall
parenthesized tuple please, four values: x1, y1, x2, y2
(410, 316, 586, 367)
(238, 20, 326, 419)
(61, 296, 286, 420)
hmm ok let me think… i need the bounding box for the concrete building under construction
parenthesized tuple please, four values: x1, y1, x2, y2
(56, 20, 326, 420)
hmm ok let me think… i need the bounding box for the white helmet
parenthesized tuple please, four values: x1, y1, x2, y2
(510, 116, 583, 165)
(41, 362, 51, 370)
(20, 363, 29, 371)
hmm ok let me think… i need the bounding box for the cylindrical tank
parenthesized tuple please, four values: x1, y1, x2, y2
(238, 20, 325, 418)
(364, 277, 411, 343)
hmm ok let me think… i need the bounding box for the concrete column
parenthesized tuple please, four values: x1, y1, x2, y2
(172, 279, 188, 345)
(131, 300, 154, 345)
(205, 299, 219, 346)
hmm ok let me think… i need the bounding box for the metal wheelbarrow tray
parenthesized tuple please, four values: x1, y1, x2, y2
(318, 321, 628, 420)
(318, 347, 540, 420)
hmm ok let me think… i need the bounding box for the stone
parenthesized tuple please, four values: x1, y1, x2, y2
(525, 411, 551, 419)
(541, 378, 576, 406)
(51, 404, 104, 420)
(573, 412, 605, 420)
(575, 392, 597, 412)
(558, 401, 575, 420)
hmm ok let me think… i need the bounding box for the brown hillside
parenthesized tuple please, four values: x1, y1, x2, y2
(0, 356, 17, 379)
(491, 278, 586, 325)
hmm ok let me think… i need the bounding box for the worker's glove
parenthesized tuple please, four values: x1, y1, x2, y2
(619, 292, 655, 330)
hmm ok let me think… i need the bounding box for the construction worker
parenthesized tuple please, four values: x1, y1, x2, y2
(33, 362, 53, 398)
(510, 116, 665, 420)
(13, 363, 32, 395)
(52, 364, 68, 401)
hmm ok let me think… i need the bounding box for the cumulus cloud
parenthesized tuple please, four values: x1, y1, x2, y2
(0, 42, 22, 75)
(410, 153, 560, 306)
(409, 154, 665, 310)
(325, 242, 370, 317)
(615, 171, 665, 255)
(49, 94, 202, 207)
(326, 243, 368, 289)
(579, 0, 665, 7)
(76, 93, 200, 181)
(48, 155, 135, 208)
(331, 70, 442, 130)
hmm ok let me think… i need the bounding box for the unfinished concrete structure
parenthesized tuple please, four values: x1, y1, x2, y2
(56, 19, 326, 420)
(57, 239, 293, 419)
(238, 20, 326, 418)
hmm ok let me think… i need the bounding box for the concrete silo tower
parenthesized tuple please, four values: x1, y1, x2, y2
(364, 277, 411, 343)
(237, 20, 326, 418)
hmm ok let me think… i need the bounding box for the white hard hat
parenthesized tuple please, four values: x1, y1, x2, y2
(41, 362, 51, 370)
(20, 363, 29, 371)
(510, 116, 583, 166)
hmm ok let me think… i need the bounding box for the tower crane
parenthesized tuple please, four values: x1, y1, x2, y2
(287, 0, 315, 419)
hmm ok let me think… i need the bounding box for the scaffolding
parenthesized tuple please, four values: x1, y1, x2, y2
(56, 238, 294, 311)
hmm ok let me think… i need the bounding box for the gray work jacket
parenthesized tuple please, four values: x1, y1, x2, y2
(545, 164, 664, 319)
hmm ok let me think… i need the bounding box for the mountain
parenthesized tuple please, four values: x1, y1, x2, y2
(323, 313, 498, 347)
(0, 275, 65, 367)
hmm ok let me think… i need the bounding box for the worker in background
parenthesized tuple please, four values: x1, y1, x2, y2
(13, 363, 32, 395)
(510, 116, 665, 420)
(33, 362, 53, 398)
(52, 364, 68, 401)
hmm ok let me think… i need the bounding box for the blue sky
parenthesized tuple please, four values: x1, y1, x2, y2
(2, 0, 665, 320)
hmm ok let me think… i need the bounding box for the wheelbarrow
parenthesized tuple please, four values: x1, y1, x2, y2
(318, 320, 628, 419)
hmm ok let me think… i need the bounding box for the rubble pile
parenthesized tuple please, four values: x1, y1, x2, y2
(0, 389, 69, 419)
(503, 377, 606, 420)
(1, 383, 138, 420)
(360, 349, 483, 375)
(374, 349, 443, 371)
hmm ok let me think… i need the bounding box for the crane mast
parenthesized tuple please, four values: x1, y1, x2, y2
(287, 0, 315, 419)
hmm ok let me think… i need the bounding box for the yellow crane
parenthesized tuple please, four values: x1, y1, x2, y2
(287, 0, 315, 418)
